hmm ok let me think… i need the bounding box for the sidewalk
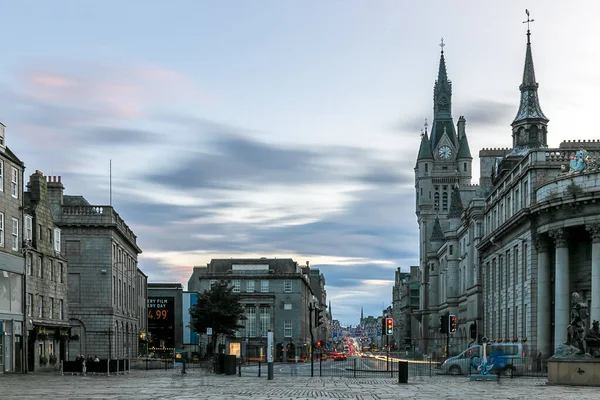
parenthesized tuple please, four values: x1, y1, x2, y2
(0, 369, 598, 399)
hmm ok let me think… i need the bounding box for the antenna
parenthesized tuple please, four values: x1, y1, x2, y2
(109, 159, 112, 206)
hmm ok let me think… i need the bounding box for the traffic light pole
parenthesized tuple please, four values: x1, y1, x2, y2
(309, 304, 314, 377)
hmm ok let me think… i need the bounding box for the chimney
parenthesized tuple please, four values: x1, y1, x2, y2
(457, 116, 466, 140)
(27, 170, 47, 202)
(47, 175, 65, 221)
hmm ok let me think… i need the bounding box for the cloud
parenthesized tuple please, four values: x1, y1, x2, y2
(3, 60, 419, 326)
(460, 99, 515, 127)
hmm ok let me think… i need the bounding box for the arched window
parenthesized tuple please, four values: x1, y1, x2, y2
(442, 192, 448, 211)
(434, 192, 440, 211)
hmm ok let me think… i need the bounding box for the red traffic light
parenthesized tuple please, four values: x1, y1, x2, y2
(385, 318, 393, 335)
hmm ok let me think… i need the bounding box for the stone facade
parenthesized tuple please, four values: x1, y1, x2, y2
(392, 266, 420, 352)
(23, 171, 70, 372)
(413, 28, 600, 362)
(187, 258, 322, 361)
(0, 122, 26, 373)
(46, 177, 146, 361)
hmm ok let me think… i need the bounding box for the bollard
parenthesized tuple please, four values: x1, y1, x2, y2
(319, 354, 322, 377)
(258, 361, 261, 377)
(238, 361, 241, 377)
(267, 362, 274, 380)
(165, 360, 168, 371)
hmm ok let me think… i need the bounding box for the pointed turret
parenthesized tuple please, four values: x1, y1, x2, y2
(511, 15, 549, 151)
(448, 184, 464, 218)
(430, 216, 445, 242)
(416, 130, 434, 161)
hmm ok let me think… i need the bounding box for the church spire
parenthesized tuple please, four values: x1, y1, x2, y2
(511, 10, 548, 151)
(431, 38, 457, 150)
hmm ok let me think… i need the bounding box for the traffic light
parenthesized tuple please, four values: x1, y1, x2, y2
(470, 322, 477, 339)
(315, 308, 324, 327)
(440, 314, 449, 334)
(385, 318, 393, 335)
(450, 314, 457, 333)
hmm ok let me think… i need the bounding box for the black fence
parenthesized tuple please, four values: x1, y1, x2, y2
(61, 359, 130, 375)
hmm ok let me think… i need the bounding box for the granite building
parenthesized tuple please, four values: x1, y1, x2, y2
(413, 25, 600, 361)
(188, 258, 322, 361)
(46, 176, 146, 360)
(23, 171, 70, 371)
(0, 122, 26, 373)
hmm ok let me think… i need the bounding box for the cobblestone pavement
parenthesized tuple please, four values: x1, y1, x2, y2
(1, 369, 599, 399)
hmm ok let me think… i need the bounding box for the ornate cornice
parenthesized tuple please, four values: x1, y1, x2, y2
(586, 224, 600, 244)
(549, 228, 569, 248)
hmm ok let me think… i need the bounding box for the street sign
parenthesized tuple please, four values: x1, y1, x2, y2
(207, 327, 213, 336)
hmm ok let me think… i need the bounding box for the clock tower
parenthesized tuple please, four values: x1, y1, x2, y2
(413, 40, 473, 352)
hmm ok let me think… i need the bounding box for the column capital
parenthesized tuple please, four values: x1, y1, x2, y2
(586, 224, 600, 243)
(549, 228, 569, 248)
(534, 234, 550, 252)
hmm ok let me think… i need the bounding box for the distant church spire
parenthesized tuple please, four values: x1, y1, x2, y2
(361, 306, 364, 323)
(511, 9, 548, 150)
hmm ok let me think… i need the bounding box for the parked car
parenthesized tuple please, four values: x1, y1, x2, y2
(439, 343, 525, 376)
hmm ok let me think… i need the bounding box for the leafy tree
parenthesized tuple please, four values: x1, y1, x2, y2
(189, 280, 246, 355)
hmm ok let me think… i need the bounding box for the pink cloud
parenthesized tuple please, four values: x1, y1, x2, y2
(17, 62, 217, 124)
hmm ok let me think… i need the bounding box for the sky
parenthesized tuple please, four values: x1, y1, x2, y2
(1, 1, 599, 326)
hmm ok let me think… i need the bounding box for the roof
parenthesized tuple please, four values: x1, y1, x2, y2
(430, 217, 445, 241)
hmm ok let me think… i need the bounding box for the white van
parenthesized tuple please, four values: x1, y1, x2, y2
(439, 343, 525, 376)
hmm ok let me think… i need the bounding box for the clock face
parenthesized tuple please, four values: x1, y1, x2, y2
(439, 146, 452, 160)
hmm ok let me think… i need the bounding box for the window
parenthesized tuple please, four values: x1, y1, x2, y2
(0, 124, 4, 147)
(25, 215, 33, 242)
(49, 297, 54, 319)
(38, 256, 43, 278)
(49, 260, 54, 281)
(434, 192, 440, 210)
(232, 280, 241, 293)
(59, 299, 64, 320)
(0, 160, 3, 190)
(259, 306, 270, 337)
(284, 280, 292, 293)
(26, 255, 32, 275)
(463, 162, 467, 172)
(47, 228, 52, 245)
(245, 307, 256, 337)
(27, 293, 32, 316)
(11, 218, 18, 251)
(54, 228, 61, 253)
(113, 276, 117, 304)
(38, 295, 43, 318)
(246, 280, 255, 293)
(425, 163, 428, 173)
(442, 192, 448, 211)
(284, 321, 292, 338)
(0, 213, 4, 246)
(261, 280, 269, 293)
(58, 263, 63, 283)
(11, 167, 17, 198)
(284, 303, 292, 310)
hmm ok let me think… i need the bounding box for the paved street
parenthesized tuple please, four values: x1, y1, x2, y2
(1, 369, 599, 399)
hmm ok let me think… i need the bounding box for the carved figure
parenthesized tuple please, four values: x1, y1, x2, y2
(569, 148, 588, 172)
(585, 320, 600, 357)
(566, 292, 587, 355)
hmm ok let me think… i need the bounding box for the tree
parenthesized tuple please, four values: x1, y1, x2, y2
(189, 280, 246, 355)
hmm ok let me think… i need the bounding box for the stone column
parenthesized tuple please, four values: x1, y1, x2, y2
(535, 234, 551, 357)
(549, 228, 570, 350)
(587, 224, 600, 324)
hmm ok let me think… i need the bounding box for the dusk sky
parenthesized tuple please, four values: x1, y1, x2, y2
(1, 1, 599, 325)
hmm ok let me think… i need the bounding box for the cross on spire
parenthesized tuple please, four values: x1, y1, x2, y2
(439, 37, 445, 53)
(523, 9, 535, 44)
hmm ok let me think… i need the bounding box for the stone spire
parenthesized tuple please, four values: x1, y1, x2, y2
(360, 306, 364, 323)
(416, 126, 434, 162)
(430, 216, 445, 242)
(431, 38, 458, 150)
(511, 10, 549, 151)
(448, 183, 464, 218)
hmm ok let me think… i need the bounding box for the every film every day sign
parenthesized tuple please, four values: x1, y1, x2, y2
(148, 297, 175, 349)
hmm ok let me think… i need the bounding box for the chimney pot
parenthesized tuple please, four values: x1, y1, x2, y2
(58, 176, 61, 183)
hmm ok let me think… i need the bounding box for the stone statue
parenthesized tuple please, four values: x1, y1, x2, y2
(566, 292, 587, 355)
(569, 148, 589, 172)
(585, 320, 600, 357)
